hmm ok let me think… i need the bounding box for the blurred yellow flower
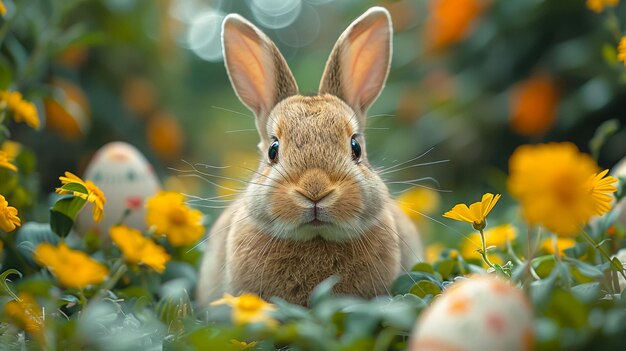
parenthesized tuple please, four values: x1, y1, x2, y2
(145, 191, 203, 247)
(110, 225, 170, 273)
(230, 340, 258, 350)
(443, 193, 501, 231)
(426, 243, 445, 263)
(2, 140, 21, 160)
(425, 0, 486, 49)
(0, 90, 40, 128)
(4, 293, 44, 340)
(34, 242, 108, 289)
(618, 37, 626, 66)
(542, 237, 576, 256)
(508, 143, 617, 237)
(0, 194, 21, 232)
(211, 293, 277, 326)
(0, 150, 17, 172)
(0, 1, 6, 16)
(460, 224, 517, 261)
(510, 73, 559, 136)
(397, 187, 441, 221)
(56, 171, 106, 222)
(146, 111, 183, 162)
(587, 0, 619, 12)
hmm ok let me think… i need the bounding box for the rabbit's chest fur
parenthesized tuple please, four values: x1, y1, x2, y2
(225, 210, 401, 306)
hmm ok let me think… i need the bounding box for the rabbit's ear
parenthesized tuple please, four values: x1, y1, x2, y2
(222, 14, 298, 133)
(319, 7, 392, 119)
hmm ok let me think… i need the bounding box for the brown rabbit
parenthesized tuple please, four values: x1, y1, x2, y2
(197, 7, 423, 307)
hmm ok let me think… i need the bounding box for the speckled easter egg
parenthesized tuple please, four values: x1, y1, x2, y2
(76, 142, 160, 237)
(409, 276, 534, 351)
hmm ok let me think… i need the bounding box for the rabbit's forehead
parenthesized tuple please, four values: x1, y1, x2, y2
(271, 96, 358, 145)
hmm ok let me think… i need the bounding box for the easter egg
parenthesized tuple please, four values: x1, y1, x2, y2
(409, 276, 534, 351)
(76, 142, 161, 238)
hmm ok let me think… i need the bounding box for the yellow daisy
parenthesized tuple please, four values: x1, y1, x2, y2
(110, 225, 170, 273)
(0, 194, 21, 232)
(34, 242, 108, 289)
(508, 142, 617, 237)
(0, 90, 40, 129)
(211, 293, 277, 326)
(56, 171, 106, 222)
(0, 150, 17, 172)
(145, 191, 204, 247)
(443, 193, 501, 230)
(4, 293, 44, 342)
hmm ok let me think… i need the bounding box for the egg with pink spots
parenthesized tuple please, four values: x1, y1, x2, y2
(76, 141, 161, 238)
(409, 275, 534, 351)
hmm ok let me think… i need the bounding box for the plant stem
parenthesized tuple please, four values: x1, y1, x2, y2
(92, 260, 127, 301)
(580, 229, 626, 281)
(478, 229, 496, 270)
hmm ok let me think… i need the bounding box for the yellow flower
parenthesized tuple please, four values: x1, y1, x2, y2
(426, 243, 445, 263)
(145, 191, 203, 247)
(229, 340, 258, 350)
(618, 37, 626, 66)
(211, 293, 277, 326)
(0, 151, 17, 172)
(460, 224, 517, 262)
(587, 0, 619, 12)
(2, 140, 21, 160)
(34, 242, 108, 289)
(0, 194, 21, 232)
(508, 143, 617, 237)
(110, 225, 170, 273)
(443, 193, 501, 230)
(4, 293, 44, 340)
(0, 90, 40, 129)
(542, 237, 576, 256)
(0, 1, 6, 16)
(397, 187, 441, 221)
(56, 171, 106, 222)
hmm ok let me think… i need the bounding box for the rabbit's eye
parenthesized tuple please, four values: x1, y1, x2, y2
(351, 136, 361, 161)
(268, 139, 279, 163)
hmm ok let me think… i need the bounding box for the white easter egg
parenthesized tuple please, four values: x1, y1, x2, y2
(409, 276, 534, 351)
(76, 141, 161, 238)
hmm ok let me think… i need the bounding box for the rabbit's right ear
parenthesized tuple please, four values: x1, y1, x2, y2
(222, 14, 298, 137)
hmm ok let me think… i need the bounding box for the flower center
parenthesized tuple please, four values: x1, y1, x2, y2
(168, 207, 187, 225)
(237, 295, 263, 312)
(553, 173, 578, 204)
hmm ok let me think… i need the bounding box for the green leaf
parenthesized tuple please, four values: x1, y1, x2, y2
(411, 262, 435, 274)
(156, 290, 193, 332)
(50, 194, 87, 237)
(602, 43, 618, 66)
(309, 276, 340, 307)
(409, 280, 442, 298)
(532, 255, 556, 278)
(0, 269, 22, 300)
(566, 259, 604, 279)
(15, 222, 60, 267)
(571, 282, 602, 303)
(435, 259, 456, 278)
(390, 272, 440, 295)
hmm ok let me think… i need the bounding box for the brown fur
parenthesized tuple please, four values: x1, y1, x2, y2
(196, 8, 423, 307)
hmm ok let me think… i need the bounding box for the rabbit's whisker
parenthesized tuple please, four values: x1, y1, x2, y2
(379, 159, 449, 175)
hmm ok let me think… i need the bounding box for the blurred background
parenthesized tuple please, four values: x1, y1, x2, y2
(2, 0, 625, 247)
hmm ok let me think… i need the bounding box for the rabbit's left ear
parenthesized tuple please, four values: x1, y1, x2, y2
(319, 7, 392, 118)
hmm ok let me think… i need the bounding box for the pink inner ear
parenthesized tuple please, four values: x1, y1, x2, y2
(224, 22, 275, 115)
(341, 15, 390, 111)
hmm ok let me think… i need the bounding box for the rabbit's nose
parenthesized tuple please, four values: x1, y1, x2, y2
(296, 169, 333, 203)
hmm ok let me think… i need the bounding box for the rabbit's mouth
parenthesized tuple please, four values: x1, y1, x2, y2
(305, 218, 328, 227)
